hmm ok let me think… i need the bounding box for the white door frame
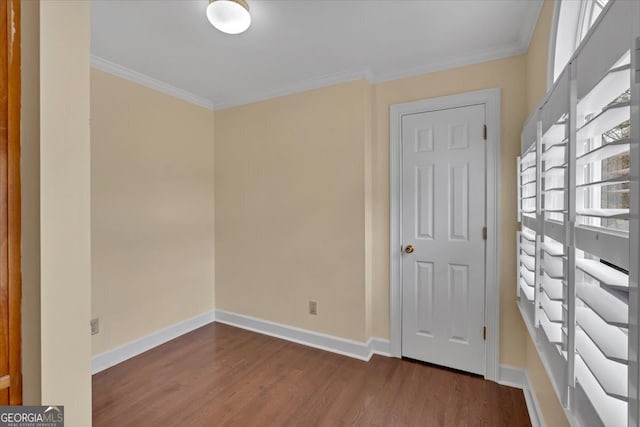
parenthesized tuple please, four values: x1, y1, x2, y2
(389, 88, 501, 381)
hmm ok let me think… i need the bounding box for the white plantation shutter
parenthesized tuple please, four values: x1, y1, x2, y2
(539, 68, 571, 405)
(518, 115, 539, 325)
(573, 7, 632, 422)
(517, 1, 639, 425)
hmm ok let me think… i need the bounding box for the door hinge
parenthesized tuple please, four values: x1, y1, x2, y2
(483, 326, 487, 340)
(483, 124, 487, 141)
(635, 37, 640, 84)
(482, 226, 487, 240)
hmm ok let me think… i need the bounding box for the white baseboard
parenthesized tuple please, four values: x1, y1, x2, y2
(368, 337, 392, 357)
(498, 364, 528, 389)
(214, 309, 391, 361)
(91, 310, 216, 374)
(499, 365, 545, 427)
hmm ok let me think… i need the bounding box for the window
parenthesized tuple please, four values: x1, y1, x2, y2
(519, 1, 639, 426)
(576, 0, 608, 44)
(552, 0, 609, 84)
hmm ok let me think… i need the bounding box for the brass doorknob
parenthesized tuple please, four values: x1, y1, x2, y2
(405, 245, 414, 254)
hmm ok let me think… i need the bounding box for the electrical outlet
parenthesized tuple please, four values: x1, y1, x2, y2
(91, 318, 100, 335)
(309, 301, 317, 315)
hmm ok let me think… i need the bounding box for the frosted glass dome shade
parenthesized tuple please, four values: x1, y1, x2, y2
(207, 0, 251, 35)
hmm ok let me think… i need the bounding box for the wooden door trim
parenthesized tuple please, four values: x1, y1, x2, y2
(389, 88, 501, 382)
(6, 0, 21, 405)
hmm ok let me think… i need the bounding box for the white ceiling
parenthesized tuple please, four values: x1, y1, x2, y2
(91, 0, 543, 110)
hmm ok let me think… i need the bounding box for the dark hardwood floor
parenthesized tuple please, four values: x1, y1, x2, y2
(93, 323, 531, 427)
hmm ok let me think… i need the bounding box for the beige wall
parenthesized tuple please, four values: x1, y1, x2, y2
(364, 84, 374, 339)
(40, 2, 92, 426)
(527, 0, 555, 114)
(526, 338, 568, 427)
(21, 0, 41, 406)
(215, 54, 531, 364)
(90, 70, 215, 355)
(523, 2, 569, 426)
(215, 81, 370, 341)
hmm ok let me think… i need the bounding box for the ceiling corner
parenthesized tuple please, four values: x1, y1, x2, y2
(518, 0, 545, 55)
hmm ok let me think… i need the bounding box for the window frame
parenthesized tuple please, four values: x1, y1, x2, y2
(548, 0, 610, 90)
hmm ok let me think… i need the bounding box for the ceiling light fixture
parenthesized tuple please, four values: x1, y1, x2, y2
(206, 0, 251, 35)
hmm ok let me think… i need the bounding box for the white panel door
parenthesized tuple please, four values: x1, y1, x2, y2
(401, 104, 486, 375)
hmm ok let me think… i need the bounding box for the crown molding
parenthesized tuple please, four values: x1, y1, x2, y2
(90, 55, 215, 111)
(212, 68, 374, 111)
(369, 42, 527, 84)
(214, 41, 531, 110)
